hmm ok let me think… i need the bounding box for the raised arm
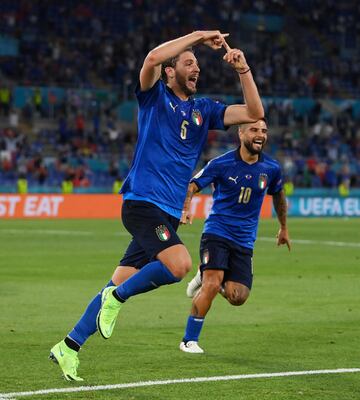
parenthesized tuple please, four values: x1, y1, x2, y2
(272, 189, 291, 251)
(140, 31, 228, 91)
(180, 182, 200, 225)
(222, 39, 264, 126)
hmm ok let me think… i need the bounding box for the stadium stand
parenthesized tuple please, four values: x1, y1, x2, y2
(0, 0, 359, 192)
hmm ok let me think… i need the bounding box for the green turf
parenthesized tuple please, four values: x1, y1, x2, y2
(0, 218, 359, 399)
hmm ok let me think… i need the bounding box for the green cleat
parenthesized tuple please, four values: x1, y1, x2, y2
(49, 340, 84, 381)
(97, 286, 122, 339)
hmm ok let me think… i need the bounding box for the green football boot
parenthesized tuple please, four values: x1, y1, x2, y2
(97, 286, 122, 339)
(49, 340, 83, 381)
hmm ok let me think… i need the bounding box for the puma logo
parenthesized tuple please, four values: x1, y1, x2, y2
(228, 176, 239, 184)
(169, 102, 178, 112)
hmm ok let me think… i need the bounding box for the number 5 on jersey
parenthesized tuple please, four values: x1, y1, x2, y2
(181, 120, 189, 140)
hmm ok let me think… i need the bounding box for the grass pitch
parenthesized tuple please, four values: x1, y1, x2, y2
(0, 218, 359, 399)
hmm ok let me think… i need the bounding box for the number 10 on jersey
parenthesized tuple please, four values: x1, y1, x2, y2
(238, 187, 252, 204)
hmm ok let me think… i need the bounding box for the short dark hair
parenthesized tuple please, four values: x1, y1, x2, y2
(161, 47, 194, 83)
(238, 117, 267, 131)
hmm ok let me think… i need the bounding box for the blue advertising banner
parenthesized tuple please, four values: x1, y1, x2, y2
(285, 197, 360, 217)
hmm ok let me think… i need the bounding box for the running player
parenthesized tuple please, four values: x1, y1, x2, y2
(179, 119, 291, 353)
(50, 31, 264, 380)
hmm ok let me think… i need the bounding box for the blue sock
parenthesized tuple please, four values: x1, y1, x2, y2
(183, 315, 205, 342)
(115, 261, 180, 301)
(68, 280, 114, 347)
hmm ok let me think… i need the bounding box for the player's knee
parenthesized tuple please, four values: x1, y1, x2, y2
(202, 279, 222, 297)
(158, 245, 192, 279)
(225, 285, 250, 306)
(170, 255, 192, 279)
(227, 294, 248, 306)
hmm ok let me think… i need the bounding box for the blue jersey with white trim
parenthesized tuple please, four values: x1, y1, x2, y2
(192, 149, 283, 249)
(120, 80, 227, 218)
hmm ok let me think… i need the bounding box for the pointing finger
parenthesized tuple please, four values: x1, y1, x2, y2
(222, 37, 232, 53)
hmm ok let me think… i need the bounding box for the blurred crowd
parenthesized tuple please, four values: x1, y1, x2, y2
(0, 112, 135, 191)
(0, 0, 359, 97)
(1, 101, 359, 191)
(0, 0, 359, 192)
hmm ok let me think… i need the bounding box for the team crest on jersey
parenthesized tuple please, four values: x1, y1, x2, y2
(155, 225, 171, 241)
(191, 110, 203, 126)
(202, 249, 209, 265)
(258, 173, 268, 189)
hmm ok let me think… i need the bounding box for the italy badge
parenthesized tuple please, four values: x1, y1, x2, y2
(191, 110, 203, 126)
(258, 173, 268, 190)
(155, 225, 171, 241)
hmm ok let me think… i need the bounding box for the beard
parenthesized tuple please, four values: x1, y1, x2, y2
(175, 71, 197, 96)
(243, 140, 263, 155)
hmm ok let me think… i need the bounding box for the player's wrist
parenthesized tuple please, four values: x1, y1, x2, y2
(192, 30, 206, 44)
(237, 67, 251, 74)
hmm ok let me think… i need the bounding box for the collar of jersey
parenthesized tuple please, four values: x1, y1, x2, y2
(236, 147, 264, 164)
(165, 84, 193, 102)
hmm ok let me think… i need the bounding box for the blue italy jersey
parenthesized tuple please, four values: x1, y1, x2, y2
(120, 80, 227, 219)
(192, 149, 283, 249)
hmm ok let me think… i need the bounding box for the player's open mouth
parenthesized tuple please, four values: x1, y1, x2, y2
(188, 76, 198, 88)
(253, 139, 264, 149)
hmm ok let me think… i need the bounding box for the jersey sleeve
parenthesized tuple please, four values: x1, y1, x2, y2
(191, 159, 219, 190)
(135, 79, 162, 107)
(206, 99, 227, 130)
(267, 164, 283, 195)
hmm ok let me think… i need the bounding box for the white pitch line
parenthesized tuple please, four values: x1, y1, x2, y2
(258, 237, 360, 248)
(0, 368, 359, 399)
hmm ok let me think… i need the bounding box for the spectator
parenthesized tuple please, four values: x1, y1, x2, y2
(112, 176, 122, 194)
(338, 179, 350, 197)
(73, 167, 90, 188)
(17, 174, 28, 194)
(75, 114, 85, 137)
(62, 170, 74, 194)
(0, 86, 12, 116)
(9, 108, 19, 129)
(33, 88, 42, 116)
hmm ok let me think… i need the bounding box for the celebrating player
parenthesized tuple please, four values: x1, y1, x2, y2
(179, 119, 291, 353)
(50, 30, 264, 381)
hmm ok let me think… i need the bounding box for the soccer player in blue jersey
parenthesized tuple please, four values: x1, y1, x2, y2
(50, 31, 264, 380)
(179, 119, 291, 353)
